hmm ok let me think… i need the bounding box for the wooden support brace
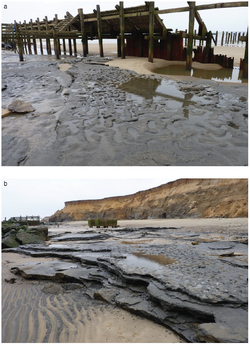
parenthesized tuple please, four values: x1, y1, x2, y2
(120, 1, 125, 59)
(148, 1, 154, 63)
(97, 5, 104, 57)
(78, 8, 88, 57)
(186, 1, 195, 70)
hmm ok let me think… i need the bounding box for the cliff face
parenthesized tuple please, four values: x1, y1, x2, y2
(49, 179, 248, 222)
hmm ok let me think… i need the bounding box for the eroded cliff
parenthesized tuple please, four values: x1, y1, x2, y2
(49, 179, 248, 222)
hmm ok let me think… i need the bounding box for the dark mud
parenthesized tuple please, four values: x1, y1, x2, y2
(3, 225, 248, 342)
(2, 53, 248, 166)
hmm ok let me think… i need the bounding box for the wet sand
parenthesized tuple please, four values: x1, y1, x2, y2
(2, 252, 184, 343)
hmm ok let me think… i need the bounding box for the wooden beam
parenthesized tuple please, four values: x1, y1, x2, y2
(186, 1, 195, 70)
(120, 1, 125, 59)
(96, 5, 104, 57)
(148, 1, 154, 63)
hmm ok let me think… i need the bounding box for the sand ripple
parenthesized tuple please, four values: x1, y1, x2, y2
(2, 253, 183, 343)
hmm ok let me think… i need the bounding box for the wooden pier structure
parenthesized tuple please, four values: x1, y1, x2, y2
(1, 1, 248, 76)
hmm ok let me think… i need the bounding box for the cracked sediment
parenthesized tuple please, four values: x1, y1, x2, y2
(2, 52, 248, 166)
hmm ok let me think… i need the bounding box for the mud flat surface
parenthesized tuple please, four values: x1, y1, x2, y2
(3, 219, 248, 342)
(2, 51, 248, 166)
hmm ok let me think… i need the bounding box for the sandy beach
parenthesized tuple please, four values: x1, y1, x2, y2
(73, 42, 245, 76)
(2, 252, 184, 343)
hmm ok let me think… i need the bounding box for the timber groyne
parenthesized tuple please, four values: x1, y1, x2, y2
(1, 1, 248, 76)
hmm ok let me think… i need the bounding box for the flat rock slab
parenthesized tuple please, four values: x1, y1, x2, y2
(5, 225, 248, 343)
(8, 99, 35, 113)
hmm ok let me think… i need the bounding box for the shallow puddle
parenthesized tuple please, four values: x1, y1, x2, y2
(152, 65, 247, 83)
(119, 77, 209, 107)
(121, 253, 177, 274)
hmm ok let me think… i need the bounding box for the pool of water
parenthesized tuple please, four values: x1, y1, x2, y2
(120, 252, 177, 275)
(153, 65, 247, 83)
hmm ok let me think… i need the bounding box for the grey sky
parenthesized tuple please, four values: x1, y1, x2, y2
(2, 177, 176, 219)
(2, 0, 248, 32)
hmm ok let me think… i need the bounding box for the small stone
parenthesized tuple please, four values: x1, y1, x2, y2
(8, 99, 35, 113)
(192, 241, 199, 245)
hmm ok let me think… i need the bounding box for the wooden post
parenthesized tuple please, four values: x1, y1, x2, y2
(37, 18, 43, 54)
(78, 8, 87, 57)
(53, 30, 60, 59)
(120, 1, 125, 59)
(73, 39, 77, 56)
(204, 31, 212, 62)
(221, 31, 224, 46)
(242, 29, 248, 79)
(30, 19, 37, 54)
(45, 16, 51, 55)
(15, 21, 24, 61)
(63, 39, 67, 55)
(186, 1, 195, 70)
(23, 22, 29, 54)
(117, 37, 121, 57)
(68, 39, 72, 55)
(96, 5, 104, 57)
(215, 31, 218, 46)
(148, 1, 154, 63)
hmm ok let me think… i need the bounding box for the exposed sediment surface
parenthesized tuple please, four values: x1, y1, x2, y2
(3, 219, 248, 343)
(2, 53, 248, 166)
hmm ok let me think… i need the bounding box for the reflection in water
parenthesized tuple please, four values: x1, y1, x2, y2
(133, 252, 177, 265)
(153, 65, 247, 83)
(119, 77, 207, 118)
(120, 252, 177, 274)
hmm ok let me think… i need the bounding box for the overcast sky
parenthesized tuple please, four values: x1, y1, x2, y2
(2, 0, 248, 32)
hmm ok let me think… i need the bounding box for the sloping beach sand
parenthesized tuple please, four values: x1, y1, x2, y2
(2, 251, 184, 343)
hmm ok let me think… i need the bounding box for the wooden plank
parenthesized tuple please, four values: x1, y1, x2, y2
(148, 1, 154, 62)
(97, 5, 104, 57)
(120, 1, 125, 59)
(186, 1, 195, 70)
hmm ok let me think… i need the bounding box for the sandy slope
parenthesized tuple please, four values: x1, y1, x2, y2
(2, 252, 183, 343)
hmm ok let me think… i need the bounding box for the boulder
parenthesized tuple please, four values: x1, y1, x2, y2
(8, 99, 35, 113)
(2, 235, 20, 248)
(27, 226, 48, 240)
(16, 231, 45, 245)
